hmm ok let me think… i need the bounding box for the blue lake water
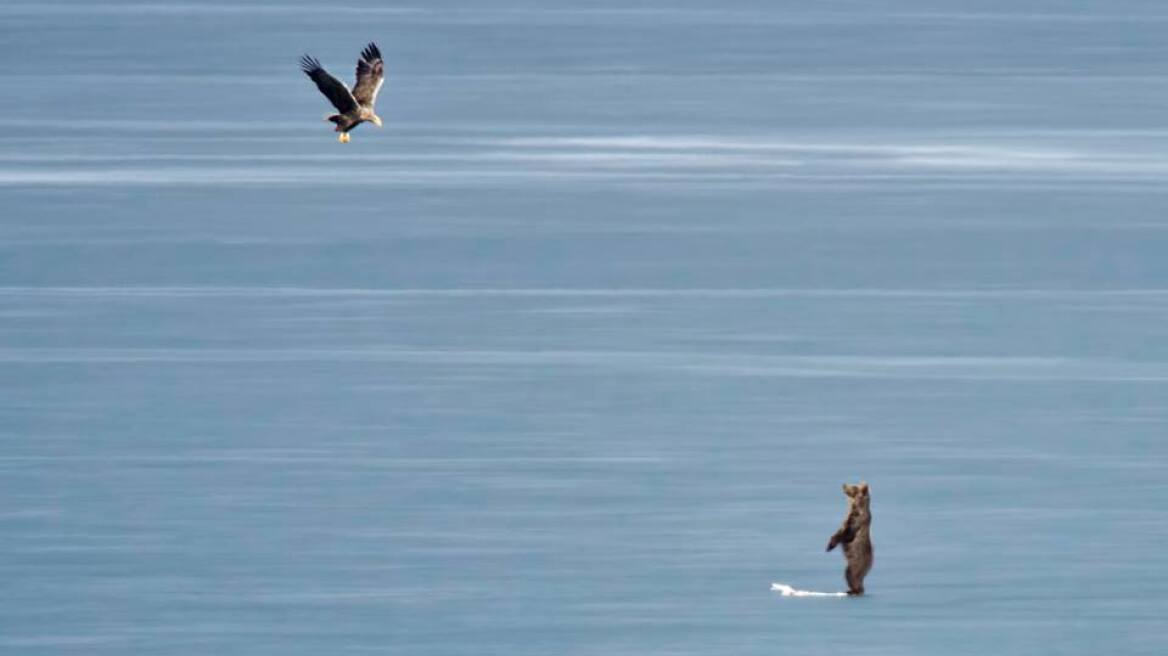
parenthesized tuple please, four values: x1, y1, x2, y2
(2, 1, 1167, 654)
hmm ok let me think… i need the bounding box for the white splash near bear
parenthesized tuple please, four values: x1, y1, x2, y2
(770, 583, 847, 597)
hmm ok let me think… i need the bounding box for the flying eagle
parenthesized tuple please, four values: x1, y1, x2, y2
(299, 43, 384, 143)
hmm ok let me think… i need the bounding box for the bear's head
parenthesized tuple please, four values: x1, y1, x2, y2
(843, 482, 870, 511)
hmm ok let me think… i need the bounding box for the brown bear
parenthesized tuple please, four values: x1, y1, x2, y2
(826, 482, 873, 596)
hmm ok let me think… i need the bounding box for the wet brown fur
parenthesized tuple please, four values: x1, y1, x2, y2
(826, 482, 873, 595)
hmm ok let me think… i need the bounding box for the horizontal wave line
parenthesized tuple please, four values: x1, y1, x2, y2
(3, 286, 1167, 299)
(1, 348, 1163, 383)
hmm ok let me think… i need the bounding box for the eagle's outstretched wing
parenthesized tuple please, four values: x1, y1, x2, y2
(300, 55, 358, 114)
(352, 42, 384, 108)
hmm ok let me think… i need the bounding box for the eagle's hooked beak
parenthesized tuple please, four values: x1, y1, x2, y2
(370, 115, 383, 128)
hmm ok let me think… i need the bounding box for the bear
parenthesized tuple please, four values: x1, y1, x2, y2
(826, 482, 873, 596)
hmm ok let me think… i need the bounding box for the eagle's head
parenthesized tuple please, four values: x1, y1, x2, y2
(370, 115, 383, 128)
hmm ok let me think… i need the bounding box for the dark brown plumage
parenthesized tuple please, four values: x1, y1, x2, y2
(300, 43, 384, 143)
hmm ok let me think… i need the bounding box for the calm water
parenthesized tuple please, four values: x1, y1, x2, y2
(2, 1, 1167, 654)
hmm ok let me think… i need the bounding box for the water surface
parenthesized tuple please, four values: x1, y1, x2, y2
(2, 2, 1167, 654)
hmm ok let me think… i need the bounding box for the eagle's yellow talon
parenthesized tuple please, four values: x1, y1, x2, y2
(339, 132, 350, 143)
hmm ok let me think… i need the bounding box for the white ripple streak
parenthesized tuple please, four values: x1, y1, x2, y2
(771, 583, 848, 598)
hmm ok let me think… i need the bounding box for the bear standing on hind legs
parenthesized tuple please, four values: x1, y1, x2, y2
(826, 482, 873, 596)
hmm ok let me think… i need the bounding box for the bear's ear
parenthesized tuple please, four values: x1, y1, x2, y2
(842, 483, 856, 497)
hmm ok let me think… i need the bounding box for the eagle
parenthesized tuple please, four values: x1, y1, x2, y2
(299, 43, 384, 143)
